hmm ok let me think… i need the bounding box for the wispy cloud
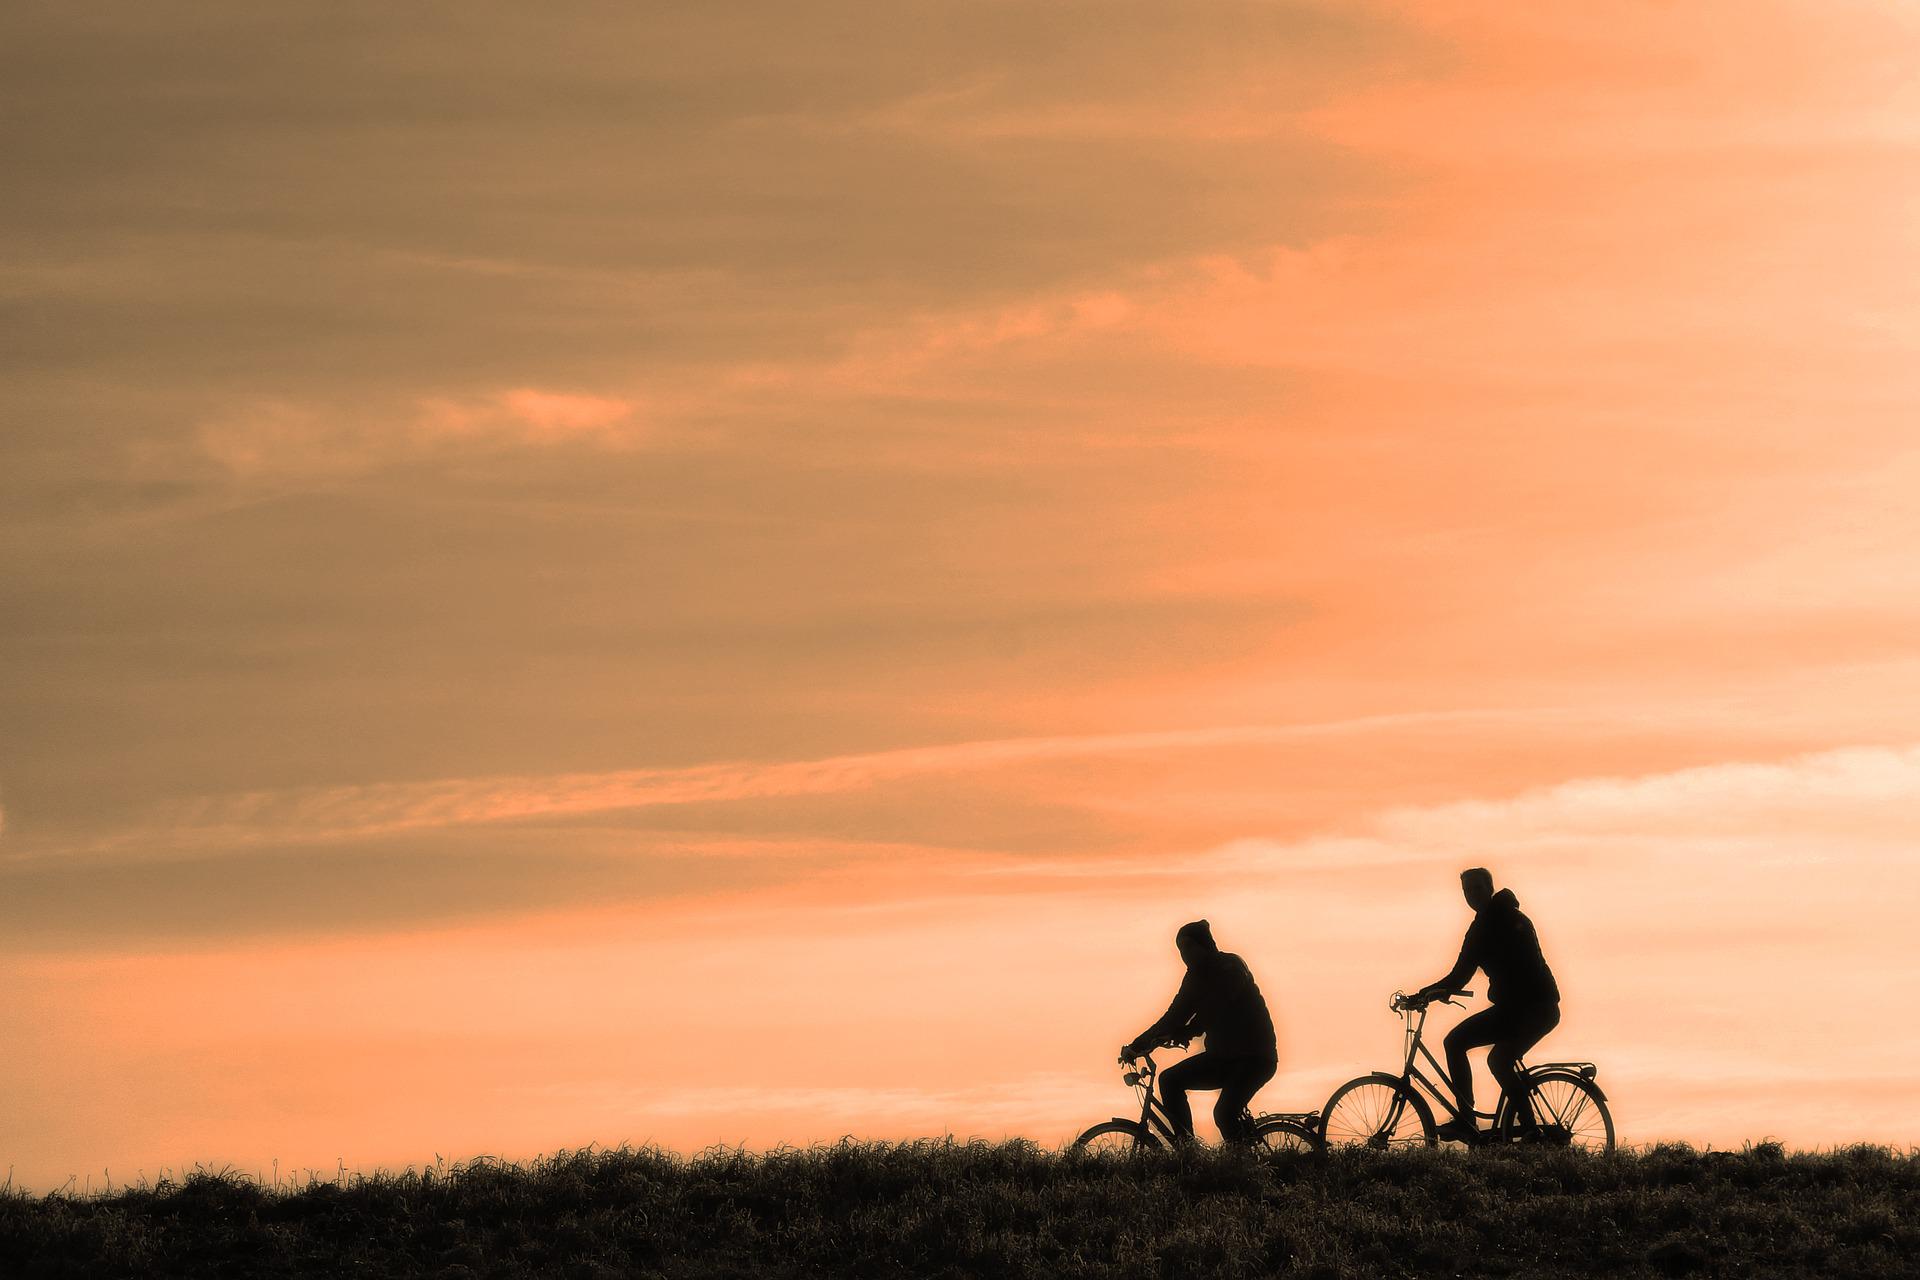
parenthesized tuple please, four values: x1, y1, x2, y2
(1368, 745, 1920, 848)
(196, 388, 643, 481)
(11, 709, 1548, 866)
(867, 740, 1920, 903)
(27, 723, 1920, 944)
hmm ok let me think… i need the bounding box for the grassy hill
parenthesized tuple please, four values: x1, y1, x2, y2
(3, 1141, 1915, 1278)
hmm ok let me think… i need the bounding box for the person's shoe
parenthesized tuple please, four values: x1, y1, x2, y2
(1434, 1118, 1481, 1144)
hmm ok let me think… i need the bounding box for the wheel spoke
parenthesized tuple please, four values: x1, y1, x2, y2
(1074, 1122, 1150, 1153)
(1254, 1121, 1316, 1153)
(1324, 1080, 1429, 1149)
(1505, 1076, 1612, 1153)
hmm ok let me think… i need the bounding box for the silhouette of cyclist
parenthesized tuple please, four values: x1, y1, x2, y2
(1410, 867, 1560, 1142)
(1120, 919, 1277, 1145)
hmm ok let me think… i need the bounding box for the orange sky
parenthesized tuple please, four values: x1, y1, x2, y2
(4, 1, 1919, 1188)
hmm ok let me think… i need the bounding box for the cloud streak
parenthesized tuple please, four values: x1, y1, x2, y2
(196, 388, 643, 481)
(12, 709, 1553, 865)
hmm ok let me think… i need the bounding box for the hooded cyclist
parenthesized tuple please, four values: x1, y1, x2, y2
(1121, 920, 1277, 1145)
(1410, 867, 1560, 1142)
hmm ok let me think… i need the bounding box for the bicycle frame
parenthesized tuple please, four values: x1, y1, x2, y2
(1390, 996, 1600, 1127)
(1115, 1052, 1312, 1144)
(1118, 1054, 1187, 1145)
(1392, 1001, 1487, 1124)
(1321, 990, 1614, 1151)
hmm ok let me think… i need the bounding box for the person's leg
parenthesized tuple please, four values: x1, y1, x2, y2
(1487, 1003, 1561, 1127)
(1441, 1006, 1507, 1127)
(1211, 1057, 1278, 1144)
(1157, 1053, 1227, 1141)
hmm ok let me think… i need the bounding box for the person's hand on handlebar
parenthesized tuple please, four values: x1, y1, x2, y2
(1120, 1032, 1193, 1062)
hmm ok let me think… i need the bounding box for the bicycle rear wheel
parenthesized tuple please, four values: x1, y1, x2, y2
(1497, 1072, 1613, 1153)
(1251, 1117, 1320, 1153)
(1320, 1076, 1436, 1150)
(1072, 1120, 1160, 1153)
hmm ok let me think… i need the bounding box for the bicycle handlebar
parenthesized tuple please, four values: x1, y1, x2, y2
(1118, 1048, 1167, 1088)
(1391, 988, 1474, 1012)
(1118, 1040, 1188, 1066)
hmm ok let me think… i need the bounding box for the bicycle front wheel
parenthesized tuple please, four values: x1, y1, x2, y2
(1497, 1072, 1614, 1153)
(1320, 1076, 1436, 1150)
(1251, 1117, 1320, 1153)
(1072, 1120, 1160, 1153)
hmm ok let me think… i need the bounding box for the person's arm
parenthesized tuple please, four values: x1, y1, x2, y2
(1417, 923, 1479, 1001)
(1123, 971, 1199, 1058)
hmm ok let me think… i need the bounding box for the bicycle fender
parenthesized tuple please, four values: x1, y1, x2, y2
(1527, 1069, 1608, 1102)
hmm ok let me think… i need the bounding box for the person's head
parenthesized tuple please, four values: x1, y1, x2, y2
(1460, 867, 1495, 910)
(1174, 919, 1218, 966)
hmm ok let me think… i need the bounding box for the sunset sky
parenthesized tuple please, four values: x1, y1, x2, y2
(5, 1, 1920, 1188)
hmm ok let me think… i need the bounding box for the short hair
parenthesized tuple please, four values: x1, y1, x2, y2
(1460, 867, 1493, 892)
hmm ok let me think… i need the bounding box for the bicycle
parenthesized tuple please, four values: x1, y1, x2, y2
(1072, 1041, 1321, 1153)
(1319, 989, 1614, 1152)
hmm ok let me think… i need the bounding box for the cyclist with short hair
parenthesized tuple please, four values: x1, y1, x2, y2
(1411, 867, 1561, 1142)
(1121, 919, 1277, 1145)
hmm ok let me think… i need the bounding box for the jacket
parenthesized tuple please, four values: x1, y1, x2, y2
(1133, 950, 1278, 1062)
(1432, 888, 1560, 1007)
